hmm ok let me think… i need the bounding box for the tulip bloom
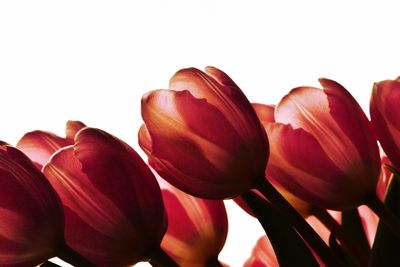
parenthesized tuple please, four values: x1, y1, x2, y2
(0, 142, 64, 266)
(17, 121, 86, 169)
(43, 127, 167, 266)
(264, 79, 380, 210)
(139, 67, 268, 199)
(158, 178, 228, 267)
(370, 78, 400, 170)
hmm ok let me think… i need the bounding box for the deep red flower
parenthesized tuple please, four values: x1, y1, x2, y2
(42, 127, 167, 266)
(139, 67, 268, 199)
(0, 142, 64, 266)
(264, 79, 380, 210)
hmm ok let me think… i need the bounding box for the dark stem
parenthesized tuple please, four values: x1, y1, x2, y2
(40, 261, 62, 267)
(256, 179, 342, 267)
(57, 243, 94, 267)
(366, 194, 400, 239)
(313, 207, 368, 266)
(149, 247, 179, 267)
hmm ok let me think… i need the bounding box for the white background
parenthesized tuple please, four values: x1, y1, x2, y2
(1, 1, 400, 266)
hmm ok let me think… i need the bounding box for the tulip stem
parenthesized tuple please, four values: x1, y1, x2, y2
(366, 195, 400, 239)
(57, 243, 94, 267)
(256, 179, 343, 267)
(313, 207, 368, 266)
(40, 261, 62, 267)
(149, 247, 179, 267)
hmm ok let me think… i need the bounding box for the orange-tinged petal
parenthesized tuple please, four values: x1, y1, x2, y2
(159, 179, 228, 266)
(252, 103, 275, 124)
(0, 143, 64, 267)
(43, 128, 166, 266)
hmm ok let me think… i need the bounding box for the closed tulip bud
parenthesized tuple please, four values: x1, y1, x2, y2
(264, 79, 380, 210)
(43, 127, 167, 266)
(158, 178, 228, 267)
(0, 142, 64, 266)
(370, 78, 400, 170)
(17, 121, 86, 169)
(139, 67, 268, 199)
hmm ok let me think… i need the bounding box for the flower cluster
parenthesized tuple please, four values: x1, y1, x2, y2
(1, 67, 400, 267)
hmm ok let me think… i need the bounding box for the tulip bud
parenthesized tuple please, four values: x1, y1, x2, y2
(264, 79, 380, 210)
(139, 67, 268, 199)
(42, 127, 167, 265)
(0, 142, 64, 266)
(370, 78, 400, 170)
(158, 178, 228, 266)
(17, 121, 86, 169)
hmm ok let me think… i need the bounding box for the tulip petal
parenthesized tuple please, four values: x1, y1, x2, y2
(16, 121, 86, 169)
(66, 121, 86, 141)
(16, 131, 69, 169)
(276, 81, 379, 200)
(266, 122, 366, 209)
(160, 184, 228, 265)
(142, 89, 260, 198)
(169, 67, 266, 146)
(319, 78, 379, 176)
(0, 144, 63, 266)
(252, 103, 275, 123)
(371, 80, 400, 168)
(43, 128, 166, 265)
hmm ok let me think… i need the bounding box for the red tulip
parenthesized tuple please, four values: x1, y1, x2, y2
(264, 79, 380, 210)
(17, 121, 86, 169)
(370, 78, 400, 170)
(42, 127, 167, 266)
(158, 178, 228, 267)
(139, 67, 268, 199)
(235, 103, 311, 218)
(0, 142, 64, 266)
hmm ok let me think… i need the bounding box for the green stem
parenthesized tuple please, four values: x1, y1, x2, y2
(57, 243, 94, 267)
(149, 247, 179, 267)
(256, 179, 342, 267)
(313, 207, 368, 266)
(366, 194, 400, 239)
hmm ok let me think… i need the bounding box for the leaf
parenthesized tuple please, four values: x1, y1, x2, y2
(341, 208, 371, 257)
(369, 173, 400, 267)
(241, 192, 319, 267)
